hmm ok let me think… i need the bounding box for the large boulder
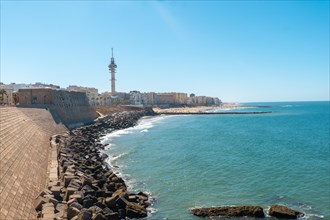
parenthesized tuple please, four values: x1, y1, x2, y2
(92, 213, 107, 220)
(67, 206, 81, 220)
(269, 205, 304, 219)
(126, 202, 148, 218)
(105, 188, 128, 209)
(34, 196, 48, 212)
(105, 196, 117, 209)
(76, 210, 92, 220)
(191, 206, 265, 218)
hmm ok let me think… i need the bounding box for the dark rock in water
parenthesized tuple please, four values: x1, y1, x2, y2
(191, 206, 265, 218)
(128, 194, 138, 203)
(126, 202, 148, 218)
(269, 205, 304, 219)
(137, 192, 148, 202)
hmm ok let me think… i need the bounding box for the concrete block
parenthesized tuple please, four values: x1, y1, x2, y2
(34, 196, 49, 211)
(65, 187, 78, 201)
(64, 175, 78, 187)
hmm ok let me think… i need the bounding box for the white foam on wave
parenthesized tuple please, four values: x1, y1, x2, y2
(101, 115, 173, 170)
(103, 143, 114, 150)
(265, 204, 325, 220)
(147, 207, 158, 215)
(305, 213, 325, 219)
(101, 115, 171, 144)
(111, 152, 130, 162)
(99, 115, 171, 216)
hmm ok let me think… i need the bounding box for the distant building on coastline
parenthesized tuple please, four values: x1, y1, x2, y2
(0, 82, 61, 106)
(0, 86, 15, 105)
(0, 82, 60, 92)
(127, 91, 221, 106)
(67, 85, 99, 106)
(155, 92, 188, 106)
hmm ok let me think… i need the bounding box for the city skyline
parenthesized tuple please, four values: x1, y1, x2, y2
(1, 1, 329, 102)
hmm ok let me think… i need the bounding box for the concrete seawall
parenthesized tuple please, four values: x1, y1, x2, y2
(0, 107, 66, 219)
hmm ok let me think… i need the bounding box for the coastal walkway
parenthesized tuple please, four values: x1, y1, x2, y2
(0, 107, 66, 219)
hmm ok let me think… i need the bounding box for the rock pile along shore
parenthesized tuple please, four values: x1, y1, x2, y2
(35, 109, 156, 220)
(191, 206, 265, 218)
(191, 205, 304, 219)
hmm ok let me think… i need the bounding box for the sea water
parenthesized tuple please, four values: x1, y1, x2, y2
(101, 102, 330, 219)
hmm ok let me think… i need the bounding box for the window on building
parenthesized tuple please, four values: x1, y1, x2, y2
(32, 96, 38, 104)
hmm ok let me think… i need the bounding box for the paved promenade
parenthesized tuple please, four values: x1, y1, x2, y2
(0, 107, 66, 219)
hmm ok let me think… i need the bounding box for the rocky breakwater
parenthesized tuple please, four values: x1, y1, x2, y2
(269, 205, 304, 219)
(35, 109, 156, 220)
(191, 205, 304, 219)
(192, 206, 265, 218)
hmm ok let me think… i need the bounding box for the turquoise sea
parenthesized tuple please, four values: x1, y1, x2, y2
(101, 101, 330, 219)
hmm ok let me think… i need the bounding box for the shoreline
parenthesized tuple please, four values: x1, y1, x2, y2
(35, 105, 317, 219)
(153, 103, 271, 114)
(90, 108, 307, 219)
(36, 109, 156, 219)
(153, 103, 242, 114)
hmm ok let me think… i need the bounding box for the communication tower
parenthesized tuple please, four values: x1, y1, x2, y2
(108, 48, 117, 94)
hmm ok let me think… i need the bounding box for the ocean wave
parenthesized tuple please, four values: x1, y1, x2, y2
(111, 152, 130, 162)
(147, 207, 158, 216)
(140, 129, 149, 133)
(104, 152, 130, 169)
(305, 213, 325, 219)
(100, 115, 172, 144)
(103, 143, 114, 150)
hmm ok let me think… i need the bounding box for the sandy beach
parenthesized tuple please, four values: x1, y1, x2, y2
(152, 103, 242, 114)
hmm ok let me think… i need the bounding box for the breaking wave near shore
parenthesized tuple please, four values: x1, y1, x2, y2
(100, 115, 176, 217)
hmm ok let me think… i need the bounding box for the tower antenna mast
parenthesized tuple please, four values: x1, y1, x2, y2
(108, 48, 117, 94)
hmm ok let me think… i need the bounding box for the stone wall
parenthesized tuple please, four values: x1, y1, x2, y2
(18, 89, 98, 129)
(18, 88, 53, 105)
(0, 107, 67, 219)
(50, 90, 97, 129)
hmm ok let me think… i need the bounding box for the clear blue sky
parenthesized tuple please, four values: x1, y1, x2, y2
(1, 1, 329, 102)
